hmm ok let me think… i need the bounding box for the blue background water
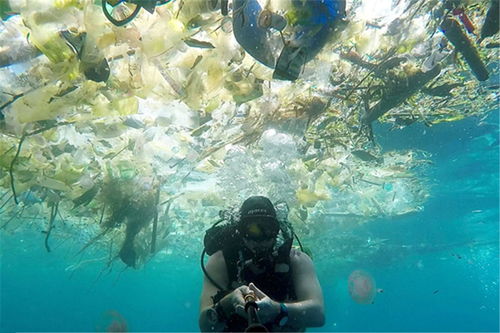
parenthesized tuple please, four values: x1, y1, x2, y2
(1, 110, 498, 332)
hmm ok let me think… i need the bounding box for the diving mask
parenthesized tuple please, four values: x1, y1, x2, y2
(240, 218, 279, 242)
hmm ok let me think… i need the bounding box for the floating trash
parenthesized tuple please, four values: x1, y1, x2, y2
(233, 0, 346, 81)
(0, 0, 497, 270)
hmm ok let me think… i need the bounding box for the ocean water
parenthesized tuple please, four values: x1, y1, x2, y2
(1, 0, 499, 332)
(1, 109, 498, 333)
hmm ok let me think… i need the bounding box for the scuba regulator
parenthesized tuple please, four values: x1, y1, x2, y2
(201, 201, 305, 292)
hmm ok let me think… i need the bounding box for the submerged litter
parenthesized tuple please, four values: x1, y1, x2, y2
(0, 0, 497, 269)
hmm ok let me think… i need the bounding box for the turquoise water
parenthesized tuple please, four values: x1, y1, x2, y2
(1, 110, 498, 332)
(0, 2, 499, 331)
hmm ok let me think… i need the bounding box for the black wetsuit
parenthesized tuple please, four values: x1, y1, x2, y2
(219, 236, 302, 332)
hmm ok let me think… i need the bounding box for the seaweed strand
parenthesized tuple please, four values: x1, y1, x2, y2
(0, 192, 12, 209)
(0, 146, 15, 159)
(44, 202, 59, 252)
(0, 208, 22, 229)
(99, 204, 106, 224)
(9, 135, 26, 204)
(150, 184, 161, 253)
(76, 228, 110, 256)
(0, 191, 7, 202)
(9, 121, 74, 204)
(0, 92, 25, 113)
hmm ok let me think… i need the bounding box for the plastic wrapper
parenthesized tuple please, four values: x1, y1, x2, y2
(0, 0, 497, 269)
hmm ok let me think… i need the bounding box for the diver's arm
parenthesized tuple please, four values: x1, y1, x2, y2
(199, 251, 228, 332)
(250, 249, 325, 328)
(284, 249, 325, 327)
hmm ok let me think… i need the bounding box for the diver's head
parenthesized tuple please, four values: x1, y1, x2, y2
(238, 196, 279, 254)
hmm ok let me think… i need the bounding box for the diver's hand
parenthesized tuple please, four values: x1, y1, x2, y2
(249, 282, 281, 324)
(219, 285, 251, 319)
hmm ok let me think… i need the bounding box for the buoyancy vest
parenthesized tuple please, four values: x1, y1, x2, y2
(223, 235, 295, 300)
(203, 208, 303, 331)
(218, 234, 297, 332)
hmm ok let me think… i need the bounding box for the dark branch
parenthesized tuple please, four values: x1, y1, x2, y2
(44, 202, 59, 252)
(9, 121, 74, 204)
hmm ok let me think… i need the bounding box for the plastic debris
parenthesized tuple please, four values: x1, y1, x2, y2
(0, 0, 496, 269)
(441, 17, 489, 81)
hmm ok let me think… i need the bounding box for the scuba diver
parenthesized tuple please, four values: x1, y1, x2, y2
(199, 196, 324, 332)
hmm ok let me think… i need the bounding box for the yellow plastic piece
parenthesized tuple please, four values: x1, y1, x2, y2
(106, 0, 121, 6)
(12, 86, 61, 123)
(29, 26, 76, 64)
(430, 114, 466, 124)
(110, 96, 139, 116)
(55, 0, 80, 9)
(204, 98, 220, 113)
(53, 158, 85, 185)
(142, 19, 186, 57)
(37, 176, 73, 192)
(296, 188, 329, 207)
